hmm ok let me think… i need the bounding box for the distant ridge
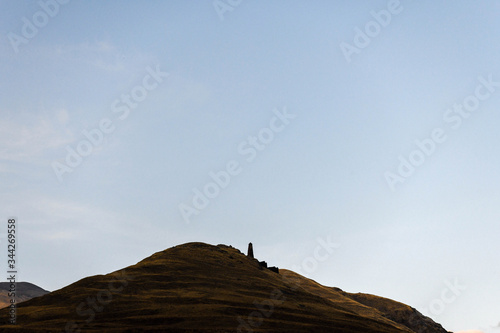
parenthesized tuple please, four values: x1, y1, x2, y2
(0, 282, 49, 309)
(0, 242, 451, 332)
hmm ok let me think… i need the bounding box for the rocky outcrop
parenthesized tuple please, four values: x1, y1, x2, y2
(258, 260, 279, 274)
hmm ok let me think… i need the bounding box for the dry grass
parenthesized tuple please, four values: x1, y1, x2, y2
(0, 242, 449, 332)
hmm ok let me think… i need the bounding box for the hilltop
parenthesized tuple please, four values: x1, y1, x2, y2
(0, 242, 451, 332)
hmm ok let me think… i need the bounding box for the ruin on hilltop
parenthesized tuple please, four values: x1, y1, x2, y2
(247, 242, 279, 274)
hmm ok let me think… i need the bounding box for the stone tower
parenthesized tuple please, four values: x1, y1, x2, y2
(247, 242, 254, 258)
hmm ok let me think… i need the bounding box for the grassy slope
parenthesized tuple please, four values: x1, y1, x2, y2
(0, 243, 449, 332)
(281, 269, 450, 333)
(342, 293, 451, 333)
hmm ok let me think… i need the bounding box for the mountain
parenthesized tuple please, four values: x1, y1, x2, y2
(0, 242, 451, 332)
(0, 282, 49, 309)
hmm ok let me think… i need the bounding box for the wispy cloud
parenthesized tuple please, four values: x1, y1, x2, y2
(47, 40, 156, 75)
(0, 109, 74, 167)
(0, 193, 135, 241)
(52, 41, 128, 72)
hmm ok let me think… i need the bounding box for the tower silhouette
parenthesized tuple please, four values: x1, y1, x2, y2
(247, 242, 254, 258)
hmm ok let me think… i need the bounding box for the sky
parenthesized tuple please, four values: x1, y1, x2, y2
(1, 1, 499, 332)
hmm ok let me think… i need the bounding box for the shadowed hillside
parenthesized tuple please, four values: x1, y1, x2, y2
(0, 242, 451, 332)
(0, 282, 49, 309)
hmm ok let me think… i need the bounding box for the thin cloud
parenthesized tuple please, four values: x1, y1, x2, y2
(0, 109, 74, 166)
(55, 41, 127, 72)
(49, 40, 154, 74)
(27, 196, 153, 238)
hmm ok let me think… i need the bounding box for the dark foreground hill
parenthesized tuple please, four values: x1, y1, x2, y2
(0, 242, 450, 332)
(0, 282, 49, 309)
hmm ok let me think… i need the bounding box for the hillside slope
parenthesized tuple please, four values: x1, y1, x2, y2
(281, 269, 449, 333)
(0, 242, 450, 332)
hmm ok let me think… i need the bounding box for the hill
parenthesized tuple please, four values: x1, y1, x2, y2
(0, 282, 49, 309)
(0, 242, 451, 332)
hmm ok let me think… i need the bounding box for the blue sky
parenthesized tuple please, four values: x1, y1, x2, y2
(1, 1, 500, 331)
